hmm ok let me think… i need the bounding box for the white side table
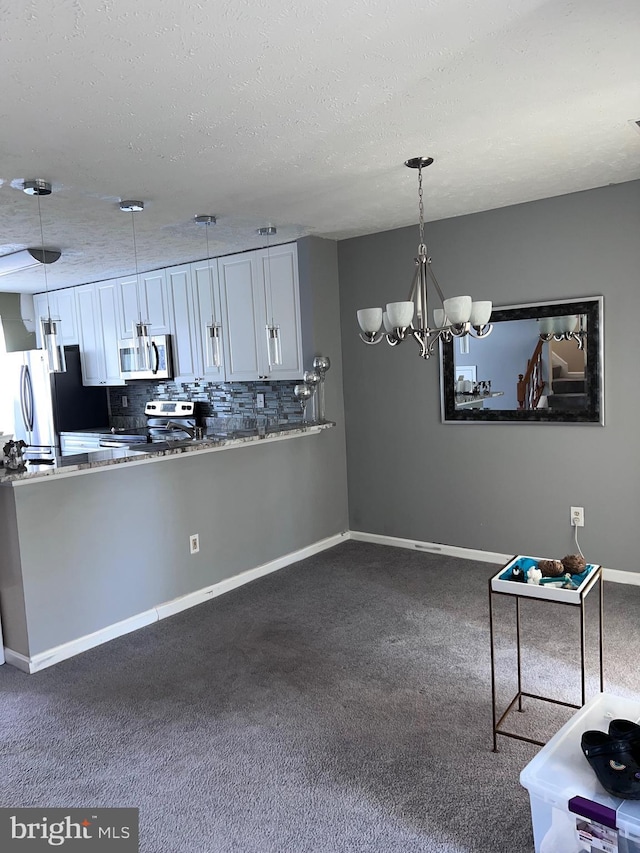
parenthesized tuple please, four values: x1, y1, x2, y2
(489, 555, 604, 751)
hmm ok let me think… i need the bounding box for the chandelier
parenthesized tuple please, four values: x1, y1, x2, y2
(356, 157, 493, 359)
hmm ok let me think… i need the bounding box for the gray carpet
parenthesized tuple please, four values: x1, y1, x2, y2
(1, 541, 639, 852)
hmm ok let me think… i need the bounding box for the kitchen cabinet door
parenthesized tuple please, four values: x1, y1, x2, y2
(190, 259, 226, 381)
(118, 270, 171, 339)
(32, 288, 79, 348)
(218, 251, 263, 381)
(75, 282, 125, 386)
(96, 281, 126, 385)
(255, 243, 303, 380)
(219, 243, 303, 382)
(166, 264, 201, 382)
(76, 284, 105, 386)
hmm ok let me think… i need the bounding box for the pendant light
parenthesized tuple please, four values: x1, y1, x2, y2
(195, 215, 221, 368)
(258, 226, 282, 367)
(120, 199, 151, 371)
(23, 179, 66, 373)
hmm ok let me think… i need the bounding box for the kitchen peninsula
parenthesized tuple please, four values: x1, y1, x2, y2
(0, 237, 349, 674)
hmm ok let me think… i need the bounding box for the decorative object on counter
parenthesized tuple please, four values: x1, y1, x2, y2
(258, 225, 283, 368)
(303, 369, 321, 422)
(562, 553, 587, 574)
(356, 157, 492, 360)
(538, 559, 565, 577)
(195, 215, 222, 368)
(526, 566, 542, 585)
(3, 439, 27, 470)
(312, 355, 331, 422)
(23, 179, 66, 373)
(120, 199, 152, 372)
(293, 383, 312, 422)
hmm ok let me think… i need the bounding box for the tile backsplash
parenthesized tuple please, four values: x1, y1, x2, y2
(108, 379, 306, 429)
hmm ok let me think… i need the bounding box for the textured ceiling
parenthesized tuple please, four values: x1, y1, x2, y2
(0, 0, 638, 293)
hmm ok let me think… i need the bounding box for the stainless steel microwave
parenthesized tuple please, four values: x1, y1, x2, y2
(118, 335, 174, 380)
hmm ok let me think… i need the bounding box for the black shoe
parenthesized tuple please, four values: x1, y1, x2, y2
(581, 730, 640, 800)
(609, 719, 640, 760)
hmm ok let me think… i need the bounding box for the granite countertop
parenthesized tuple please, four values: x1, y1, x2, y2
(0, 422, 335, 486)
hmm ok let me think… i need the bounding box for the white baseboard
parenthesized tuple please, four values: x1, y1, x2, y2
(23, 610, 159, 674)
(4, 529, 637, 673)
(349, 530, 513, 565)
(349, 530, 638, 586)
(5, 531, 349, 673)
(156, 531, 348, 619)
(602, 567, 640, 586)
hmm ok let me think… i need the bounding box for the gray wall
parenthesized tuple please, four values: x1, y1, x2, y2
(6, 430, 346, 657)
(338, 181, 640, 572)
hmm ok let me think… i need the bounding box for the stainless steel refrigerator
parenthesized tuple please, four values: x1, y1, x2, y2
(4, 345, 109, 459)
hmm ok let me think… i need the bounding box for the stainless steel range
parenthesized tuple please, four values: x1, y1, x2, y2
(144, 400, 199, 442)
(97, 400, 200, 449)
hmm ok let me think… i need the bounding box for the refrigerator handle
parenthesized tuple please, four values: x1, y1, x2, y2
(151, 341, 159, 375)
(23, 363, 34, 432)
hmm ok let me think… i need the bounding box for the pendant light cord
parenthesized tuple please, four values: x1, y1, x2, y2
(266, 228, 275, 327)
(130, 210, 142, 325)
(36, 190, 51, 318)
(204, 220, 216, 325)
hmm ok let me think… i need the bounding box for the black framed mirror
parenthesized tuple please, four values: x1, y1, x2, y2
(440, 296, 604, 424)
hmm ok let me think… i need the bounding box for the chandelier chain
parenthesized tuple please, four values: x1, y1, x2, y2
(417, 165, 427, 258)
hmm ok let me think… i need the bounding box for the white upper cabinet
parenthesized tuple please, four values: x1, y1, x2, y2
(75, 281, 125, 386)
(166, 261, 226, 383)
(118, 270, 171, 339)
(255, 243, 303, 379)
(218, 252, 262, 381)
(219, 243, 302, 381)
(166, 264, 200, 382)
(32, 288, 79, 348)
(190, 259, 226, 381)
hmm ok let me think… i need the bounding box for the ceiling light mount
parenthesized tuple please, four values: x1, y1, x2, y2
(195, 215, 216, 225)
(119, 200, 144, 212)
(23, 179, 52, 196)
(404, 157, 434, 170)
(258, 226, 277, 237)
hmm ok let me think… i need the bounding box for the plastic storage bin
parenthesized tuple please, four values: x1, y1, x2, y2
(520, 693, 640, 852)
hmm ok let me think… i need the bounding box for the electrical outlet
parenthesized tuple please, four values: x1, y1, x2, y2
(571, 506, 585, 527)
(256, 392, 265, 409)
(189, 533, 200, 554)
(121, 395, 128, 408)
